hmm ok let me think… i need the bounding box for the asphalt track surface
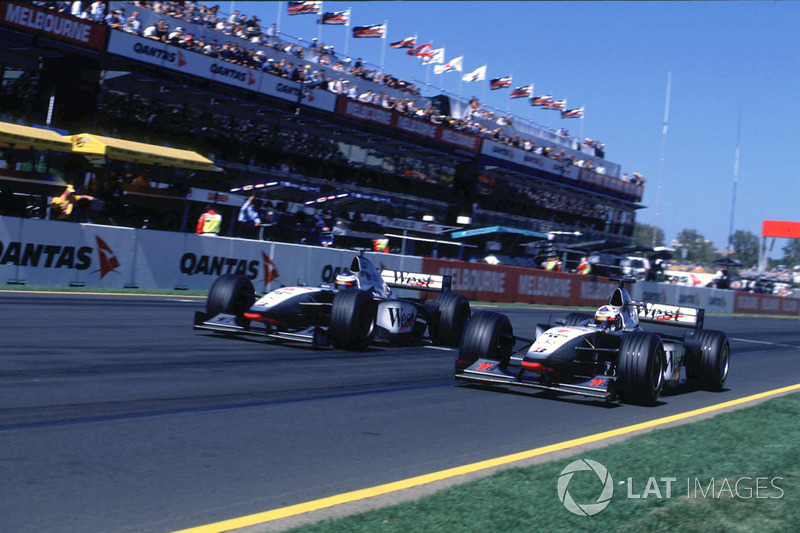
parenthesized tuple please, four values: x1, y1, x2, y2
(1, 292, 799, 533)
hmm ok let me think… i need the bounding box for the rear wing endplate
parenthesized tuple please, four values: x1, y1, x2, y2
(635, 302, 704, 330)
(380, 270, 451, 292)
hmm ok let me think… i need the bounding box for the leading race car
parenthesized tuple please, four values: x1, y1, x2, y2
(455, 277, 730, 405)
(194, 255, 470, 349)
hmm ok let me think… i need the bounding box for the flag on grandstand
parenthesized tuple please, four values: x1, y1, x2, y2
(509, 85, 532, 99)
(407, 43, 433, 58)
(319, 10, 350, 25)
(288, 1, 321, 15)
(562, 107, 584, 119)
(530, 95, 552, 106)
(543, 99, 567, 111)
(462, 65, 487, 82)
(391, 36, 416, 49)
(421, 47, 445, 65)
(353, 24, 387, 38)
(434, 56, 463, 74)
(490, 76, 512, 90)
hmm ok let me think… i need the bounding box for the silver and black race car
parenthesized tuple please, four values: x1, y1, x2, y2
(455, 277, 730, 405)
(194, 255, 470, 349)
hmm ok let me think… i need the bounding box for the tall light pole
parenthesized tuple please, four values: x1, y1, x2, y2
(728, 107, 742, 253)
(653, 72, 671, 248)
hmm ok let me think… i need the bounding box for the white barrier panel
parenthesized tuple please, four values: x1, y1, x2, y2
(0, 217, 422, 292)
(633, 281, 734, 314)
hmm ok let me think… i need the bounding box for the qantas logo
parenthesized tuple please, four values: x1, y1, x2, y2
(261, 251, 280, 289)
(177, 49, 186, 67)
(388, 307, 415, 331)
(95, 236, 120, 279)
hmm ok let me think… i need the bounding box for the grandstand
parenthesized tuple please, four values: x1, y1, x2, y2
(0, 1, 643, 263)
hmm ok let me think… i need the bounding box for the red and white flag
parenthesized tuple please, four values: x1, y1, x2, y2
(509, 85, 532, 99)
(462, 65, 487, 82)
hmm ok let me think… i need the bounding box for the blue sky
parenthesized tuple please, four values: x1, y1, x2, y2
(238, 1, 799, 255)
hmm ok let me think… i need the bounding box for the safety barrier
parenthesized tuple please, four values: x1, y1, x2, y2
(0, 217, 796, 316)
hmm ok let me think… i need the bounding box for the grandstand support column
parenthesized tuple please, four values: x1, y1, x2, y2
(38, 55, 101, 131)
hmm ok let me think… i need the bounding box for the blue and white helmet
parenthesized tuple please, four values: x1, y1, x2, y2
(595, 305, 621, 330)
(335, 272, 360, 290)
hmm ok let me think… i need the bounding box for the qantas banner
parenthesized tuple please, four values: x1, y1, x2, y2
(335, 98, 481, 153)
(1, 2, 107, 50)
(0, 217, 422, 292)
(106, 32, 336, 112)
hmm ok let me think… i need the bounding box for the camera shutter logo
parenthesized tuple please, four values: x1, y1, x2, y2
(557, 459, 614, 516)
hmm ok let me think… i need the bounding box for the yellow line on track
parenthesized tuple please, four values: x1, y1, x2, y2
(173, 382, 800, 533)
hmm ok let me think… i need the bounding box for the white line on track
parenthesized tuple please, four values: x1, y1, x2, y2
(730, 337, 799, 349)
(424, 346, 455, 352)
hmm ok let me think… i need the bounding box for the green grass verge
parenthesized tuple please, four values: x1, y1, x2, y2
(289, 392, 800, 533)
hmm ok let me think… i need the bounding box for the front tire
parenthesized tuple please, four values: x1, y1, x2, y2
(429, 292, 471, 347)
(329, 289, 376, 350)
(616, 332, 665, 406)
(458, 311, 514, 367)
(689, 330, 730, 391)
(207, 274, 255, 318)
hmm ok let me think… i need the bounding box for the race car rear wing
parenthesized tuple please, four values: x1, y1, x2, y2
(634, 302, 704, 330)
(380, 270, 452, 292)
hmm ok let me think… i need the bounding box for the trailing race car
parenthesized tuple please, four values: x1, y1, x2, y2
(455, 277, 730, 405)
(194, 255, 470, 349)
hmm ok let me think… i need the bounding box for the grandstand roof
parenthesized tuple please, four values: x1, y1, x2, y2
(0, 121, 73, 152)
(71, 133, 215, 170)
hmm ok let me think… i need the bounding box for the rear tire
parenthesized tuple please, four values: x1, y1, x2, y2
(689, 330, 730, 391)
(616, 332, 664, 406)
(207, 274, 255, 318)
(458, 311, 514, 367)
(429, 292, 471, 347)
(329, 289, 376, 350)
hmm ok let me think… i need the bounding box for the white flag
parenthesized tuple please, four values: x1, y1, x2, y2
(434, 56, 463, 74)
(462, 65, 487, 82)
(421, 47, 445, 65)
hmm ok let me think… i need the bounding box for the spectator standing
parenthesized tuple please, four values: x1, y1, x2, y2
(577, 256, 591, 275)
(196, 205, 222, 235)
(89, 0, 104, 22)
(236, 196, 261, 239)
(123, 11, 142, 35)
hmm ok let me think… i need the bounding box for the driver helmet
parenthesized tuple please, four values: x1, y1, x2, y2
(595, 305, 621, 331)
(335, 272, 360, 290)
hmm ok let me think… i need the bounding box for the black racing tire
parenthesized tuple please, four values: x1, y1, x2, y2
(207, 274, 255, 318)
(563, 312, 593, 327)
(329, 289, 376, 350)
(458, 311, 514, 366)
(616, 332, 665, 406)
(690, 330, 730, 391)
(429, 292, 471, 347)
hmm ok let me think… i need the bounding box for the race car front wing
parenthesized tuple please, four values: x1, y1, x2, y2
(455, 358, 617, 401)
(193, 312, 329, 347)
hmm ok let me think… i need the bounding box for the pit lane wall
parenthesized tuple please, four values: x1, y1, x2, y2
(0, 217, 797, 316)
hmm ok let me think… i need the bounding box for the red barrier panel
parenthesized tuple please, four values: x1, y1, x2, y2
(421, 258, 616, 307)
(734, 291, 800, 315)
